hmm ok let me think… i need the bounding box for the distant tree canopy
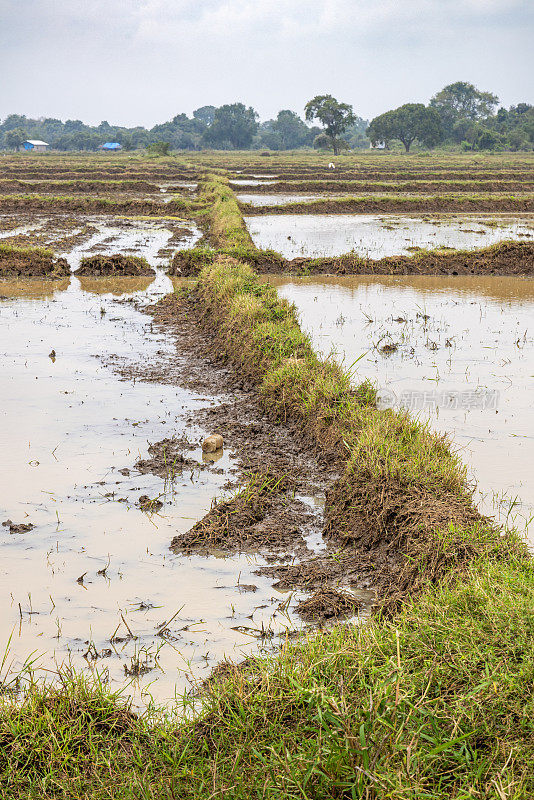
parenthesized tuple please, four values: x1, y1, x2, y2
(304, 95, 356, 155)
(193, 105, 216, 126)
(367, 104, 442, 152)
(1, 84, 532, 152)
(202, 104, 259, 149)
(430, 82, 499, 137)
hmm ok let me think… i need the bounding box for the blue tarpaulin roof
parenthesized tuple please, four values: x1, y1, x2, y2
(101, 142, 121, 149)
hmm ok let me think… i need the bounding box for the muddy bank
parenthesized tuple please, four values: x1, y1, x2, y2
(243, 195, 534, 215)
(140, 289, 440, 618)
(121, 294, 352, 619)
(232, 170, 534, 183)
(171, 470, 313, 558)
(168, 246, 284, 277)
(0, 179, 161, 194)
(278, 240, 534, 276)
(0, 168, 201, 181)
(0, 195, 202, 217)
(75, 253, 155, 276)
(168, 240, 534, 277)
(236, 179, 534, 194)
(0, 244, 70, 278)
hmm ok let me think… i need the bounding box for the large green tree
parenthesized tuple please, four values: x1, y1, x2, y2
(272, 110, 311, 149)
(203, 103, 258, 149)
(367, 104, 442, 152)
(430, 82, 499, 138)
(304, 95, 356, 155)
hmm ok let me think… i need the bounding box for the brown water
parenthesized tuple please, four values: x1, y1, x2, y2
(0, 220, 329, 708)
(246, 214, 534, 259)
(271, 274, 534, 543)
(0, 273, 320, 708)
(238, 194, 325, 207)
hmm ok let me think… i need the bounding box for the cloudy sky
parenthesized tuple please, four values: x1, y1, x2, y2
(1, 0, 532, 126)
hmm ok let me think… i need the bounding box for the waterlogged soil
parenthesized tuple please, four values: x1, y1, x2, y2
(0, 213, 201, 272)
(245, 213, 534, 259)
(0, 274, 344, 709)
(0, 208, 372, 708)
(271, 274, 534, 543)
(238, 194, 327, 207)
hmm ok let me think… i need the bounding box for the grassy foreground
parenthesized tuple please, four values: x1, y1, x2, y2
(1, 170, 533, 799)
(2, 560, 532, 798)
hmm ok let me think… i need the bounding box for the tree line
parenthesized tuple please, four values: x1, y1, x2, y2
(1, 83, 532, 153)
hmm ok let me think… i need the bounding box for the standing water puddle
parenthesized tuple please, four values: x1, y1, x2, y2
(271, 275, 534, 543)
(0, 222, 308, 709)
(246, 214, 534, 258)
(238, 194, 325, 207)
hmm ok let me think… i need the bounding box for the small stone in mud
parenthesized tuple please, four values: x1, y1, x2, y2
(202, 434, 224, 453)
(2, 520, 35, 534)
(138, 494, 163, 512)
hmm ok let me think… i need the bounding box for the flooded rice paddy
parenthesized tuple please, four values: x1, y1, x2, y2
(0, 221, 316, 709)
(238, 194, 325, 207)
(272, 274, 534, 543)
(246, 214, 534, 259)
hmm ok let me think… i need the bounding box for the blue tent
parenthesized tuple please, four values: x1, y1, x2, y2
(101, 142, 122, 150)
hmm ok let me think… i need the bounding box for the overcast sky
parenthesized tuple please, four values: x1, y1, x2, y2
(1, 0, 532, 127)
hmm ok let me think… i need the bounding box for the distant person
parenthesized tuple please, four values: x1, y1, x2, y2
(328, 162, 335, 169)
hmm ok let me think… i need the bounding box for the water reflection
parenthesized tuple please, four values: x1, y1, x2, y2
(271, 274, 534, 542)
(246, 214, 534, 259)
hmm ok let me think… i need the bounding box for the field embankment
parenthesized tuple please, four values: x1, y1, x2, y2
(0, 243, 70, 278)
(75, 253, 155, 276)
(0, 194, 203, 217)
(233, 178, 534, 194)
(243, 194, 534, 215)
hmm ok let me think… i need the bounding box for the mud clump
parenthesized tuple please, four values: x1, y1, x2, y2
(171, 469, 310, 555)
(296, 588, 360, 622)
(0, 245, 70, 278)
(2, 519, 35, 534)
(75, 254, 155, 277)
(138, 495, 163, 513)
(135, 437, 199, 478)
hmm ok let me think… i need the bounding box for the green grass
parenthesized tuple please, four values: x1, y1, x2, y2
(2, 558, 532, 798)
(0, 242, 55, 258)
(198, 174, 256, 249)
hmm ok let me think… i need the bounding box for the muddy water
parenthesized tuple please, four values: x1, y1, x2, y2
(230, 179, 277, 187)
(238, 194, 325, 207)
(0, 274, 312, 708)
(272, 275, 534, 543)
(246, 214, 534, 259)
(0, 221, 313, 708)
